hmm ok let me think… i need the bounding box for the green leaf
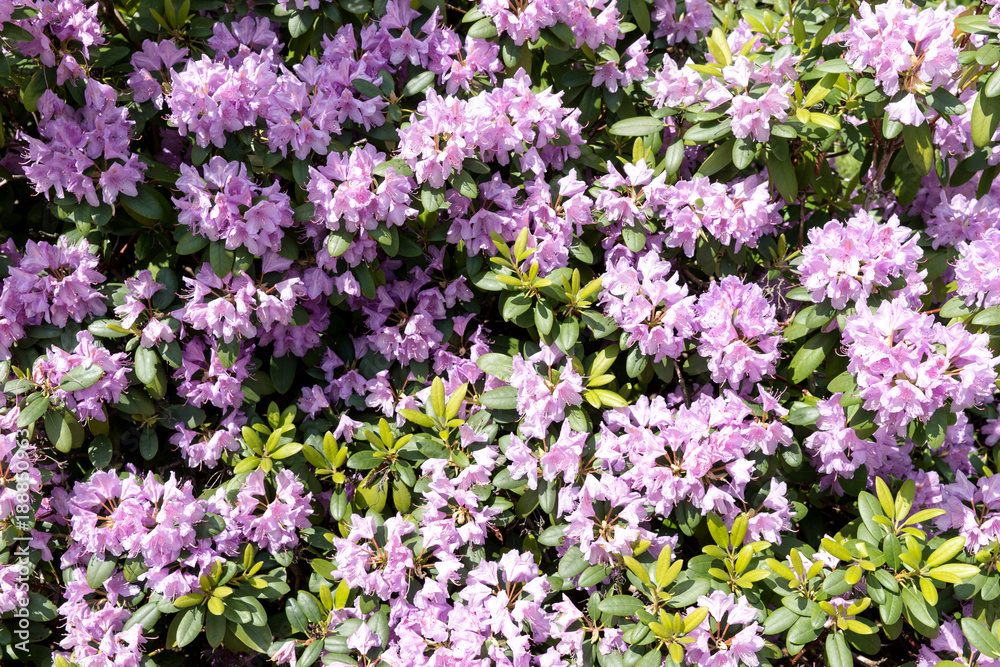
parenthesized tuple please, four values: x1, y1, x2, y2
(732, 136, 756, 170)
(558, 546, 589, 578)
(785, 287, 813, 302)
(287, 8, 314, 37)
(176, 230, 209, 255)
(120, 185, 164, 222)
(697, 138, 735, 176)
(402, 71, 436, 97)
(476, 353, 514, 381)
(45, 407, 84, 453)
(209, 241, 235, 278)
(123, 602, 162, 633)
(926, 406, 949, 449)
(217, 339, 240, 369)
(973, 305, 1000, 326)
(902, 122, 934, 177)
(926, 536, 966, 568)
(176, 605, 204, 647)
(622, 224, 646, 253)
(134, 346, 159, 385)
(960, 617, 1000, 658)
(480, 386, 517, 410)
(803, 72, 838, 107)
(825, 631, 853, 667)
(597, 595, 644, 617)
(270, 356, 296, 395)
(787, 615, 821, 645)
(206, 610, 226, 647)
(452, 170, 479, 199)
(629, 0, 650, 33)
(231, 619, 272, 653)
(88, 435, 113, 469)
(578, 564, 612, 587)
(972, 90, 1000, 148)
(789, 331, 838, 384)
(327, 230, 353, 257)
(941, 295, 976, 319)
(18, 394, 50, 428)
(764, 607, 798, 635)
(60, 364, 104, 391)
(767, 152, 798, 202)
(347, 451, 380, 470)
(535, 301, 555, 335)
(399, 408, 435, 428)
(901, 585, 934, 627)
(20, 71, 46, 112)
(926, 88, 967, 115)
(558, 318, 580, 352)
(87, 555, 117, 589)
(815, 58, 852, 73)
(828, 371, 856, 394)
(986, 68, 1000, 99)
(140, 427, 158, 460)
(787, 404, 820, 426)
(609, 117, 664, 137)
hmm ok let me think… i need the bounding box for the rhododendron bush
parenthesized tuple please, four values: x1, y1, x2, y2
(10, 0, 1000, 665)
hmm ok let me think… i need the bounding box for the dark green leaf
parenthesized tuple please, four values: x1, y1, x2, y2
(176, 606, 204, 647)
(767, 152, 798, 202)
(902, 122, 934, 177)
(609, 117, 664, 137)
(789, 331, 838, 384)
(18, 394, 50, 428)
(480, 386, 518, 410)
(60, 364, 104, 391)
(825, 631, 853, 667)
(961, 617, 1000, 658)
(87, 555, 117, 589)
(972, 90, 1000, 148)
(402, 71, 436, 97)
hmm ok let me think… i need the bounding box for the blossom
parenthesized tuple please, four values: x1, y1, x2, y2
(798, 211, 923, 309)
(601, 250, 696, 362)
(174, 157, 294, 255)
(32, 332, 129, 423)
(233, 470, 313, 553)
(956, 227, 1000, 309)
(843, 298, 999, 434)
(21, 80, 146, 206)
(696, 277, 782, 387)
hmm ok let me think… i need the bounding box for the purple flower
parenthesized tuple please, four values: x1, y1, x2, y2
(956, 227, 1000, 309)
(174, 157, 294, 256)
(32, 332, 129, 423)
(798, 210, 924, 309)
(21, 80, 146, 206)
(696, 277, 782, 387)
(601, 250, 696, 362)
(233, 470, 313, 554)
(0, 237, 107, 359)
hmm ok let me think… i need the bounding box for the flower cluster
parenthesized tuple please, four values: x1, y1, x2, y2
(798, 211, 924, 309)
(174, 156, 294, 255)
(843, 298, 999, 434)
(696, 276, 782, 388)
(656, 174, 782, 256)
(840, 0, 959, 125)
(21, 80, 146, 206)
(31, 332, 129, 422)
(6, 0, 1000, 666)
(0, 237, 107, 358)
(601, 251, 696, 362)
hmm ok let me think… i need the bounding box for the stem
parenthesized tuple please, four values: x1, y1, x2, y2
(864, 137, 902, 209)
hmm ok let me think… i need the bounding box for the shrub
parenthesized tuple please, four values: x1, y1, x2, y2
(2, 1, 1000, 667)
